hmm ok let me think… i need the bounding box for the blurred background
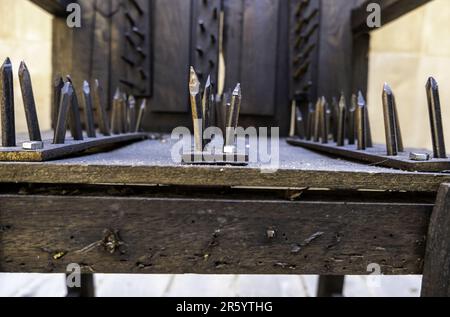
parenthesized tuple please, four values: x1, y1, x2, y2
(0, 0, 449, 297)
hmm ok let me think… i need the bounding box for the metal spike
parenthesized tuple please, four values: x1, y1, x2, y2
(19, 62, 42, 142)
(392, 94, 404, 152)
(320, 97, 329, 144)
(331, 97, 339, 143)
(132, 27, 145, 40)
(66, 76, 83, 141)
(289, 100, 297, 138)
(93, 79, 111, 136)
(135, 99, 147, 133)
(189, 66, 203, 152)
(426, 77, 447, 158)
(53, 77, 64, 130)
(306, 102, 315, 141)
(128, 95, 137, 133)
(129, 0, 144, 15)
(337, 94, 346, 147)
(362, 91, 373, 148)
(226, 83, 242, 148)
(122, 93, 128, 133)
(0, 58, 15, 147)
(82, 81, 96, 138)
(348, 94, 357, 145)
(313, 98, 321, 142)
(53, 82, 73, 144)
(202, 75, 212, 134)
(356, 91, 367, 150)
(111, 88, 122, 135)
(382, 83, 398, 156)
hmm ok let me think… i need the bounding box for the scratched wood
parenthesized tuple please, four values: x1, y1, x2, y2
(421, 184, 450, 297)
(0, 194, 431, 274)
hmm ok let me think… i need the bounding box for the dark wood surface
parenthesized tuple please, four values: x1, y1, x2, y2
(29, 0, 73, 16)
(286, 138, 450, 173)
(0, 191, 431, 274)
(0, 133, 147, 162)
(1, 137, 450, 192)
(352, 0, 432, 35)
(421, 183, 450, 297)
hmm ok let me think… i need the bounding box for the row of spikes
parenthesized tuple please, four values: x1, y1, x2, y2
(53, 77, 147, 145)
(295, 90, 373, 151)
(294, 77, 446, 159)
(189, 66, 242, 153)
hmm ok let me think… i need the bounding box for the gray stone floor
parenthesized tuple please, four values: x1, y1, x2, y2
(0, 274, 422, 297)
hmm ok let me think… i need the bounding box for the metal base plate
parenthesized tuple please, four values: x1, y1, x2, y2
(287, 137, 450, 173)
(0, 133, 148, 162)
(182, 152, 249, 166)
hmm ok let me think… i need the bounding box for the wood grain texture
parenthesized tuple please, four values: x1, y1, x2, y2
(240, 0, 279, 116)
(0, 195, 431, 274)
(0, 137, 450, 192)
(150, 0, 191, 113)
(421, 183, 450, 297)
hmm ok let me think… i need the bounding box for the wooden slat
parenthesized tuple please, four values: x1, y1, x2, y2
(150, 0, 192, 113)
(0, 195, 431, 274)
(29, 0, 73, 16)
(317, 0, 365, 100)
(422, 183, 450, 297)
(352, 0, 432, 35)
(1, 138, 450, 192)
(240, 0, 280, 116)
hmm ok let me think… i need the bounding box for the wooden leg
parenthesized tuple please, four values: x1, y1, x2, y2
(317, 276, 345, 297)
(66, 273, 96, 297)
(422, 183, 450, 297)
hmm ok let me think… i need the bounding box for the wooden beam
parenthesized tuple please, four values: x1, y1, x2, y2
(29, 0, 74, 17)
(0, 195, 431, 274)
(352, 0, 432, 35)
(422, 183, 450, 297)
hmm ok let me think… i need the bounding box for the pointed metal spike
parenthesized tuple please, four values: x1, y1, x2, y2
(331, 97, 339, 142)
(306, 102, 315, 141)
(382, 83, 399, 156)
(53, 77, 64, 130)
(0, 57, 15, 147)
(226, 83, 242, 148)
(67, 79, 83, 141)
(82, 81, 96, 138)
(128, 95, 137, 133)
(392, 94, 404, 152)
(356, 92, 367, 150)
(313, 98, 321, 143)
(135, 99, 147, 133)
(202, 75, 212, 137)
(289, 100, 297, 138)
(320, 97, 329, 144)
(337, 94, 346, 147)
(426, 77, 447, 158)
(189, 67, 203, 152)
(19, 62, 42, 142)
(53, 82, 73, 144)
(348, 94, 357, 145)
(93, 79, 110, 136)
